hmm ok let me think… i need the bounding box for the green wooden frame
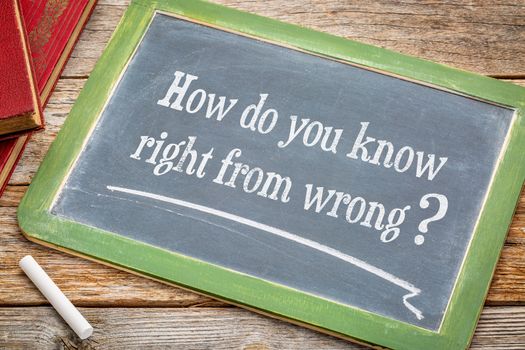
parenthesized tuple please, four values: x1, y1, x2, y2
(18, 0, 525, 348)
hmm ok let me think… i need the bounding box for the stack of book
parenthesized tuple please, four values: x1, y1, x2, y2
(0, 0, 97, 196)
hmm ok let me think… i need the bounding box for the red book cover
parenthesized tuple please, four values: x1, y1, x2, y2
(0, 135, 29, 193)
(21, 0, 97, 102)
(0, 0, 43, 137)
(0, 0, 97, 196)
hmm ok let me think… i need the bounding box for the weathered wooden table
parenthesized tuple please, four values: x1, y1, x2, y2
(1, 1, 524, 348)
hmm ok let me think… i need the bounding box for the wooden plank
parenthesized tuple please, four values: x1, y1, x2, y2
(63, 0, 525, 78)
(488, 243, 525, 304)
(0, 306, 524, 349)
(0, 307, 357, 349)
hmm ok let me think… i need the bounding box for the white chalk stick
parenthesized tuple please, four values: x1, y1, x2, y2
(19, 255, 93, 339)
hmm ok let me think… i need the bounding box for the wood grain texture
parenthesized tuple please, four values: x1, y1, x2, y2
(1, 306, 524, 349)
(0, 307, 358, 349)
(60, 0, 525, 78)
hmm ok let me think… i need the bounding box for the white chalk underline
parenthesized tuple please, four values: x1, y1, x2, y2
(106, 185, 423, 320)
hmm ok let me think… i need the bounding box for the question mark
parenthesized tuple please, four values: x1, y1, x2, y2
(414, 193, 448, 245)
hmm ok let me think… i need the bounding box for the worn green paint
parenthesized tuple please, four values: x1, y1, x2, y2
(18, 0, 525, 349)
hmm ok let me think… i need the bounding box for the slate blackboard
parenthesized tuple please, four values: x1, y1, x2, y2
(49, 13, 514, 331)
(19, 1, 525, 348)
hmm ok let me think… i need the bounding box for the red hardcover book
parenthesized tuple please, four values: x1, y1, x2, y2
(0, 0, 43, 138)
(22, 0, 98, 103)
(0, 0, 97, 196)
(0, 136, 29, 194)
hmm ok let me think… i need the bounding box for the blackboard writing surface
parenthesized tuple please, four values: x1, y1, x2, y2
(19, 1, 525, 348)
(50, 13, 513, 330)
